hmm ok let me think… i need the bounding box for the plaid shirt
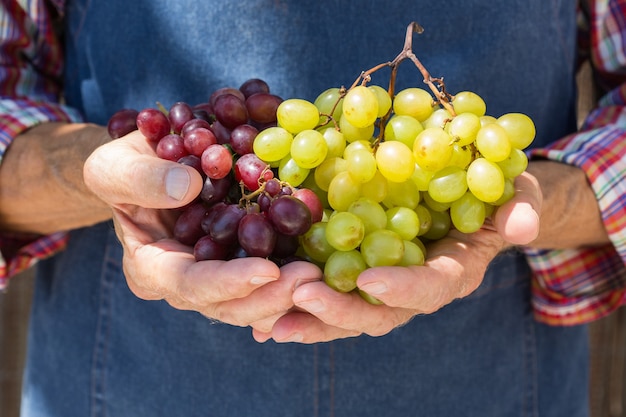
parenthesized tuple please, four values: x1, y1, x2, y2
(1, 0, 626, 326)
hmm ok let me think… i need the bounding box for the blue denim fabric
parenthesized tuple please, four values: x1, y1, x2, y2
(22, 1, 589, 416)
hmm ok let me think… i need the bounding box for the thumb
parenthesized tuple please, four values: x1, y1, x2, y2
(84, 131, 203, 209)
(492, 171, 543, 245)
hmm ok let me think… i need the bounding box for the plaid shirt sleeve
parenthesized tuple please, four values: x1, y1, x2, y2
(0, 0, 83, 289)
(525, 0, 626, 326)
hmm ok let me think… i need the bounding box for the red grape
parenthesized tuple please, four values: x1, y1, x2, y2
(107, 108, 138, 138)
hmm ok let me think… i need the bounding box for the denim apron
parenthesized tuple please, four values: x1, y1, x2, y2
(22, 1, 588, 416)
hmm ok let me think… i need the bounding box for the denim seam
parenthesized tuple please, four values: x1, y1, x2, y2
(523, 302, 540, 417)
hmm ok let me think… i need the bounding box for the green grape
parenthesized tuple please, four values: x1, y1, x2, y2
(383, 114, 424, 148)
(319, 127, 347, 159)
(342, 85, 379, 128)
(427, 165, 468, 203)
(346, 149, 377, 183)
(348, 197, 388, 235)
(475, 123, 512, 162)
(422, 108, 453, 130)
(314, 157, 347, 191)
(301, 173, 330, 209)
(496, 113, 536, 149)
(291, 129, 328, 169)
(413, 127, 454, 172)
(451, 91, 486, 116)
(414, 204, 433, 236)
(393, 87, 434, 121)
(276, 98, 320, 134)
(368, 85, 392, 118)
(323, 250, 367, 293)
(447, 112, 481, 146)
(343, 140, 373, 159)
(410, 163, 435, 191)
(278, 155, 310, 187)
(253, 126, 293, 162)
(480, 115, 497, 126)
(383, 179, 420, 209)
(466, 158, 505, 202)
(376, 140, 415, 183)
(325, 211, 365, 251)
(398, 239, 425, 266)
(449, 143, 473, 169)
(358, 289, 384, 305)
(327, 171, 362, 212)
(300, 222, 336, 263)
(314, 87, 344, 123)
(450, 191, 486, 233)
(492, 177, 516, 206)
(339, 115, 375, 143)
(484, 203, 495, 218)
(360, 229, 405, 267)
(422, 208, 451, 240)
(497, 147, 528, 178)
(385, 206, 420, 241)
(422, 191, 451, 212)
(361, 170, 388, 202)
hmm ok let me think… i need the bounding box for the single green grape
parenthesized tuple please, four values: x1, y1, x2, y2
(376, 140, 415, 183)
(342, 85, 379, 128)
(466, 157, 505, 202)
(323, 250, 367, 293)
(448, 143, 473, 169)
(414, 204, 433, 236)
(360, 229, 404, 267)
(393, 87, 434, 121)
(451, 91, 486, 116)
(413, 127, 454, 172)
(410, 163, 436, 192)
(497, 147, 528, 178)
(327, 171, 362, 212)
(368, 85, 392, 118)
(300, 222, 336, 263)
(319, 127, 346, 159)
(314, 157, 347, 191)
(427, 165, 468, 203)
(277, 98, 320, 134)
(384, 114, 424, 148)
(291, 129, 328, 169)
(422, 108, 453, 130)
(383, 179, 420, 209)
(346, 149, 378, 183)
(398, 239, 426, 266)
(421, 208, 451, 240)
(475, 123, 512, 162)
(361, 170, 388, 203)
(421, 191, 451, 212)
(253, 126, 293, 162)
(496, 112, 536, 149)
(339, 115, 375, 143)
(450, 191, 486, 233)
(348, 197, 388, 235)
(314, 87, 344, 124)
(385, 206, 420, 241)
(447, 112, 481, 146)
(325, 211, 365, 251)
(278, 155, 310, 187)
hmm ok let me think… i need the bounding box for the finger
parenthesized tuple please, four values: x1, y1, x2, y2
(269, 311, 363, 344)
(290, 282, 415, 337)
(493, 171, 542, 245)
(205, 261, 323, 326)
(84, 131, 203, 209)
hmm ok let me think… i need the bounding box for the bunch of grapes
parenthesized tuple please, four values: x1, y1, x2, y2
(106, 22, 535, 302)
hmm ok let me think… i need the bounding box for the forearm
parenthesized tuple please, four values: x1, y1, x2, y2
(526, 159, 610, 250)
(0, 122, 113, 235)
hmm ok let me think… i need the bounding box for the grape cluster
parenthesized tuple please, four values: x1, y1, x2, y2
(107, 76, 534, 303)
(108, 79, 322, 264)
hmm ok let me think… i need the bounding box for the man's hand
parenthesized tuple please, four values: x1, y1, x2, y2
(84, 130, 321, 326)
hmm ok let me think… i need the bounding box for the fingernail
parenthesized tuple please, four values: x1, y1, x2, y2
(296, 299, 325, 313)
(360, 282, 388, 296)
(281, 332, 303, 343)
(165, 167, 190, 200)
(250, 275, 277, 285)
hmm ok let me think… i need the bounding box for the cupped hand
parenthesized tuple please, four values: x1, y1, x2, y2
(253, 171, 542, 343)
(83, 131, 321, 326)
